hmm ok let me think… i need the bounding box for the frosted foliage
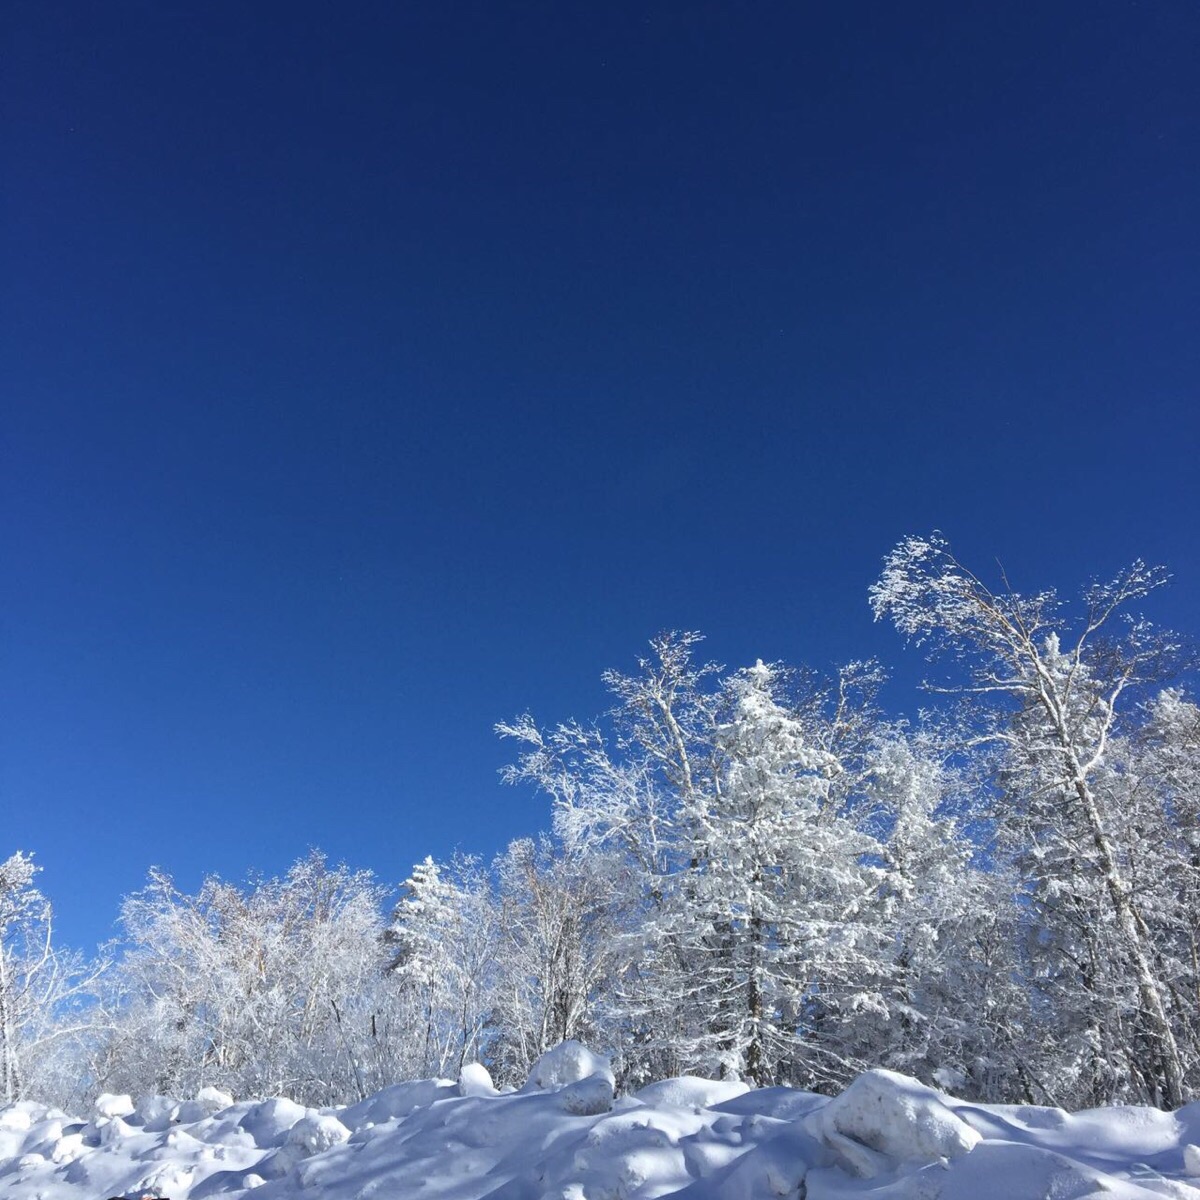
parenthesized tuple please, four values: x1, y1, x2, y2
(96, 852, 420, 1107)
(8, 539, 1200, 1121)
(0, 852, 104, 1109)
(870, 533, 1193, 1110)
(502, 637, 901, 1091)
(385, 852, 498, 1081)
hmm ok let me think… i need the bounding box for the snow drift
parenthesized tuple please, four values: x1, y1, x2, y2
(3, 1043, 1200, 1200)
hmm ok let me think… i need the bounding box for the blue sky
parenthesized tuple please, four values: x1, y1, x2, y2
(3, 2, 1198, 952)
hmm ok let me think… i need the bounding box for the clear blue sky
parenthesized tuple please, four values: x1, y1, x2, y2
(3, 2, 1198, 952)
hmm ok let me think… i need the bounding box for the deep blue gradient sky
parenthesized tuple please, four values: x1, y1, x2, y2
(3, 2, 1198, 952)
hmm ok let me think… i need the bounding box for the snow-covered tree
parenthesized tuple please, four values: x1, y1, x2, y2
(681, 661, 881, 1086)
(387, 856, 461, 1075)
(1102, 690, 1200, 1095)
(0, 852, 103, 1107)
(488, 836, 627, 1086)
(499, 632, 724, 1083)
(0, 852, 50, 1103)
(100, 852, 403, 1105)
(500, 632, 721, 885)
(385, 854, 497, 1077)
(871, 533, 1189, 1107)
(501, 637, 895, 1090)
(858, 729, 1026, 1099)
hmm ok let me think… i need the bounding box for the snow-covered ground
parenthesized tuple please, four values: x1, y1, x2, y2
(3, 1042, 1200, 1200)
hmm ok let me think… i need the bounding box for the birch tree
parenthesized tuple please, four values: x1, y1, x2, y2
(0, 852, 48, 1103)
(0, 852, 103, 1107)
(498, 632, 724, 1081)
(102, 852, 403, 1105)
(871, 533, 1188, 1107)
(488, 836, 627, 1086)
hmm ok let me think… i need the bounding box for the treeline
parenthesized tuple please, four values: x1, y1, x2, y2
(3, 535, 1199, 1112)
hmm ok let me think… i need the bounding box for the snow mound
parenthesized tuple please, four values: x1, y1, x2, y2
(807, 1068, 981, 1178)
(99, 1114, 134, 1145)
(133, 1094, 179, 1131)
(339, 1077, 457, 1126)
(93, 1092, 135, 1120)
(524, 1037, 615, 1090)
(0, 1104, 38, 1134)
(237, 1096, 309, 1148)
(177, 1085, 234, 1122)
(557, 1071, 615, 1115)
(458, 1061, 496, 1097)
(635, 1076, 751, 1111)
(2, 1048, 1199, 1200)
(285, 1111, 350, 1156)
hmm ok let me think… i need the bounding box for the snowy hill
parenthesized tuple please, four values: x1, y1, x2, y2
(3, 1044, 1200, 1200)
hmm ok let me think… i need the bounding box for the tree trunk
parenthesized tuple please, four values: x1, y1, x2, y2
(1066, 753, 1186, 1107)
(0, 953, 21, 1104)
(1032, 659, 1187, 1109)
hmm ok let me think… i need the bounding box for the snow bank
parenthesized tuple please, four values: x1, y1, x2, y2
(339, 1077, 457, 1126)
(93, 1094, 135, 1121)
(806, 1068, 980, 1177)
(523, 1037, 615, 1090)
(2, 1047, 1199, 1200)
(634, 1075, 750, 1111)
(177, 1086, 234, 1123)
(285, 1113, 350, 1156)
(456, 1062, 496, 1097)
(556, 1071, 615, 1116)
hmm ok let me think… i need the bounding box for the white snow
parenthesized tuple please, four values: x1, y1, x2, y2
(179, 1087, 236, 1122)
(522, 1038, 615, 1090)
(93, 1093, 136, 1120)
(633, 1075, 751, 1111)
(456, 1063, 496, 1098)
(805, 1068, 981, 1177)
(285, 1113, 351, 1157)
(2, 1047, 1200, 1200)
